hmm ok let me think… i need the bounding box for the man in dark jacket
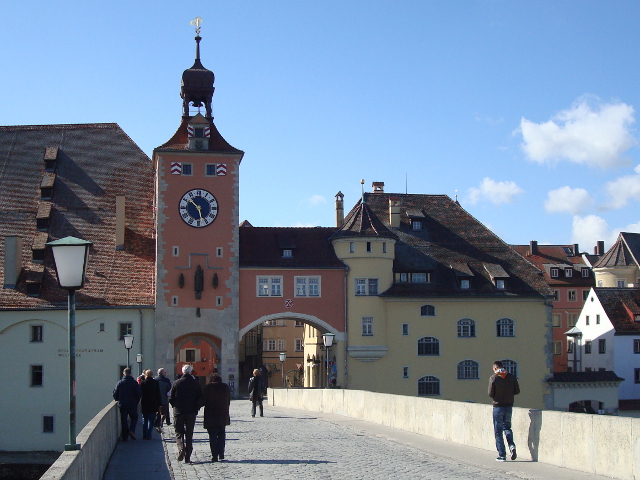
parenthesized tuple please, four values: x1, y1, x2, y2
(169, 364, 202, 463)
(488, 360, 520, 462)
(154, 368, 172, 428)
(199, 374, 231, 462)
(113, 368, 142, 441)
(248, 368, 267, 417)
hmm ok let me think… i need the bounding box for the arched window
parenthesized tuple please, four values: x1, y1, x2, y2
(420, 305, 435, 316)
(418, 376, 440, 395)
(457, 360, 479, 379)
(501, 359, 518, 377)
(417, 337, 439, 356)
(496, 318, 515, 337)
(457, 318, 476, 337)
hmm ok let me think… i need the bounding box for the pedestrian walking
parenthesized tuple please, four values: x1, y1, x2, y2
(154, 368, 172, 430)
(140, 369, 162, 440)
(248, 368, 267, 417)
(199, 373, 231, 462)
(112, 367, 142, 441)
(169, 364, 202, 463)
(488, 360, 520, 462)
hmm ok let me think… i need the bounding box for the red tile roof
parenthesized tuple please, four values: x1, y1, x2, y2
(594, 288, 640, 334)
(156, 117, 243, 154)
(511, 244, 595, 287)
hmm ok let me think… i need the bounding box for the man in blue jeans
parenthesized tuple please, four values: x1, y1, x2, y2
(488, 360, 520, 462)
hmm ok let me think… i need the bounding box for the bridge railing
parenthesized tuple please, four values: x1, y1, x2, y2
(40, 401, 119, 480)
(269, 388, 639, 480)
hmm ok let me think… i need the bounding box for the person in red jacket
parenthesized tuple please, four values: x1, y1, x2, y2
(488, 360, 520, 462)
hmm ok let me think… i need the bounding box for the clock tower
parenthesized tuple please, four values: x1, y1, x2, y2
(153, 26, 244, 393)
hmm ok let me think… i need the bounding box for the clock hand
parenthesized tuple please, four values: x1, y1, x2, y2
(188, 198, 204, 219)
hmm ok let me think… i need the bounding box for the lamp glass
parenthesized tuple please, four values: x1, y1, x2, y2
(279, 352, 286, 362)
(322, 332, 335, 348)
(136, 353, 143, 363)
(123, 334, 134, 350)
(47, 237, 92, 289)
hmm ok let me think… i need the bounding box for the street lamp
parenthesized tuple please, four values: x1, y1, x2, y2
(323, 333, 335, 388)
(123, 334, 134, 370)
(279, 352, 286, 387)
(46, 236, 92, 451)
(136, 353, 143, 377)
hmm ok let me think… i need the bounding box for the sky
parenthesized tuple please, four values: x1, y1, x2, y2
(2, 2, 640, 252)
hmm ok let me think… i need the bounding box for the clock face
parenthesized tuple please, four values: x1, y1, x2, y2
(178, 189, 218, 227)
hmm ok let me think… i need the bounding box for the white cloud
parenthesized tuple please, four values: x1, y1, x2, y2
(571, 215, 640, 251)
(544, 186, 592, 215)
(306, 195, 326, 206)
(519, 98, 636, 168)
(467, 177, 524, 205)
(604, 164, 640, 209)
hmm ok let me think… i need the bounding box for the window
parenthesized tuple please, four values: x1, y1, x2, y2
(295, 276, 320, 297)
(581, 268, 590, 278)
(420, 305, 435, 316)
(568, 314, 578, 327)
(295, 320, 304, 327)
(295, 338, 303, 352)
(551, 290, 559, 301)
(460, 279, 470, 290)
(27, 284, 41, 296)
(349, 242, 354, 253)
(412, 220, 422, 231)
(31, 325, 43, 342)
(403, 367, 409, 379)
(216, 247, 223, 257)
(496, 279, 506, 290)
(568, 290, 577, 301)
(418, 337, 439, 356)
(617, 278, 626, 288)
(32, 249, 45, 262)
(119, 323, 132, 340)
(31, 365, 43, 386)
(366, 242, 372, 253)
(635, 369, 640, 384)
(552, 341, 562, 355)
(400, 273, 408, 282)
(264, 339, 276, 351)
(550, 268, 559, 278)
(264, 319, 286, 327)
(457, 318, 476, 337)
(355, 278, 378, 296)
(586, 316, 590, 325)
(496, 318, 515, 337)
(99, 323, 105, 332)
(283, 249, 292, 258)
(185, 350, 196, 363)
(567, 339, 574, 353)
(42, 415, 54, 433)
(402, 323, 409, 336)
(172, 246, 179, 257)
(362, 317, 373, 336)
(552, 314, 561, 328)
(565, 268, 573, 278)
(582, 290, 589, 301)
(411, 273, 428, 283)
(585, 340, 592, 354)
(257, 276, 282, 297)
(418, 376, 440, 395)
(596, 315, 600, 325)
(182, 163, 192, 175)
(205, 164, 217, 176)
(634, 339, 640, 354)
(216, 296, 223, 307)
(598, 339, 606, 354)
(382, 242, 387, 254)
(597, 280, 603, 287)
(171, 296, 178, 306)
(501, 359, 518, 377)
(277, 339, 286, 351)
(457, 360, 479, 379)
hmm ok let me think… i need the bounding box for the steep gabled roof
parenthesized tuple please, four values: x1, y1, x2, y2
(240, 227, 345, 269)
(352, 193, 550, 298)
(330, 201, 398, 240)
(594, 232, 640, 268)
(511, 244, 594, 287)
(156, 117, 243, 154)
(0, 123, 155, 309)
(593, 288, 640, 334)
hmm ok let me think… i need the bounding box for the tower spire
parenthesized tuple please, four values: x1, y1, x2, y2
(181, 17, 215, 120)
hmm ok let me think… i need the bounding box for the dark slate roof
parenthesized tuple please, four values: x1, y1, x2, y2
(353, 193, 550, 298)
(331, 201, 398, 240)
(619, 399, 640, 410)
(511, 244, 595, 288)
(547, 371, 624, 383)
(0, 124, 155, 309)
(156, 117, 243, 154)
(593, 288, 640, 334)
(594, 232, 640, 268)
(239, 226, 346, 269)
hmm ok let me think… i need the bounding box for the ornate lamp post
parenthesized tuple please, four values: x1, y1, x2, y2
(123, 334, 134, 369)
(279, 352, 287, 387)
(136, 353, 143, 377)
(322, 333, 335, 388)
(46, 236, 92, 451)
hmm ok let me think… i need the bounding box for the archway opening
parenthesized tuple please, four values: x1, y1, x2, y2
(174, 332, 221, 389)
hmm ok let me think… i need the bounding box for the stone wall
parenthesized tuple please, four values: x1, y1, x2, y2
(270, 388, 640, 480)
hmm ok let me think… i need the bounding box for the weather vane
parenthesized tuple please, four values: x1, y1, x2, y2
(190, 17, 202, 35)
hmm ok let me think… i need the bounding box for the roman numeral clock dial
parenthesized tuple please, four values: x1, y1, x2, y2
(179, 189, 218, 227)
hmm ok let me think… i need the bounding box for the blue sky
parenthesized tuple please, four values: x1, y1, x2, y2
(2, 2, 640, 252)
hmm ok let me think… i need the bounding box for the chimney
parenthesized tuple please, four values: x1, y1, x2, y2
(573, 243, 579, 256)
(4, 236, 22, 288)
(116, 196, 125, 250)
(335, 191, 344, 227)
(372, 181, 384, 193)
(389, 197, 401, 228)
(595, 240, 605, 255)
(529, 240, 538, 256)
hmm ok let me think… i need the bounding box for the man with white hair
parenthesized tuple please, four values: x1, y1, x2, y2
(154, 368, 172, 429)
(169, 364, 202, 463)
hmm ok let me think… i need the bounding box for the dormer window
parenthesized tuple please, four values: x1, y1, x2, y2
(36, 218, 49, 230)
(411, 273, 429, 283)
(581, 268, 590, 278)
(194, 127, 204, 138)
(187, 114, 211, 150)
(565, 268, 573, 278)
(32, 249, 45, 263)
(496, 279, 506, 290)
(460, 279, 470, 290)
(412, 220, 422, 231)
(283, 249, 292, 258)
(635, 315, 640, 322)
(550, 268, 559, 278)
(26, 283, 41, 297)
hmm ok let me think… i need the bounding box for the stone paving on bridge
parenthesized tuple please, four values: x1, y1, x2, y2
(104, 400, 613, 480)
